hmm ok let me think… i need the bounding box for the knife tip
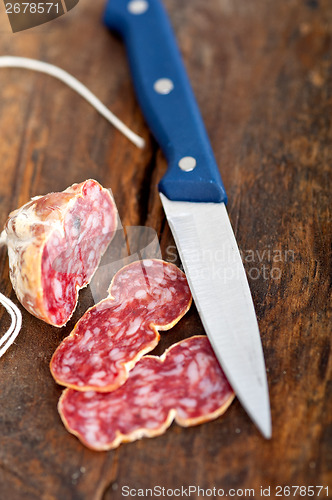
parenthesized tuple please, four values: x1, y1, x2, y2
(256, 410, 272, 440)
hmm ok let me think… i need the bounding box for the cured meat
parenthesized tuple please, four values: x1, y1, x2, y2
(50, 259, 192, 391)
(58, 336, 234, 450)
(2, 179, 117, 327)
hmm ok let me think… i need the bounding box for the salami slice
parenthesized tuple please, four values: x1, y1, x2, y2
(58, 336, 234, 450)
(50, 259, 192, 391)
(2, 179, 117, 327)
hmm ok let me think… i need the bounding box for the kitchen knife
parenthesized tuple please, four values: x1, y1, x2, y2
(104, 0, 271, 438)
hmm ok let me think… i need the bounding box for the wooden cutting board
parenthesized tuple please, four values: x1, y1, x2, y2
(0, 1, 331, 498)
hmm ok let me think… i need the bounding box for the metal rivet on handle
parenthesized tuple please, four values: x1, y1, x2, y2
(153, 78, 174, 95)
(178, 156, 197, 172)
(127, 0, 149, 15)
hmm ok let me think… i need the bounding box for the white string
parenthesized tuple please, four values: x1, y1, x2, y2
(0, 293, 22, 358)
(0, 56, 145, 149)
(0, 55, 147, 357)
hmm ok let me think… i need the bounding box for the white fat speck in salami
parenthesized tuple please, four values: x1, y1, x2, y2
(50, 260, 192, 392)
(58, 336, 234, 451)
(2, 180, 117, 327)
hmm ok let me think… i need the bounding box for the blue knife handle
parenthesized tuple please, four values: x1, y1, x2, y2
(104, 0, 227, 203)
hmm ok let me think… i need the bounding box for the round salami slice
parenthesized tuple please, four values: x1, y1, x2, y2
(2, 179, 117, 327)
(50, 259, 192, 391)
(58, 336, 234, 450)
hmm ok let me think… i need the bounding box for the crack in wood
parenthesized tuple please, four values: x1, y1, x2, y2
(137, 138, 159, 227)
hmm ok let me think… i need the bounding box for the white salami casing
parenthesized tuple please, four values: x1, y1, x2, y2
(2, 179, 117, 327)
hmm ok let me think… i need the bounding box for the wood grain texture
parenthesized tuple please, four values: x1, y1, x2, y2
(0, 0, 331, 499)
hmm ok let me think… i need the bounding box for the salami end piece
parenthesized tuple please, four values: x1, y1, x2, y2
(3, 179, 117, 327)
(50, 259, 192, 391)
(58, 336, 235, 450)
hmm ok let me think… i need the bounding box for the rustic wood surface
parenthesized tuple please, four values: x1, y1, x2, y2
(0, 0, 331, 498)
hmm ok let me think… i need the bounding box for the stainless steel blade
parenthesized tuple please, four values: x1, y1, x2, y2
(160, 193, 272, 438)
